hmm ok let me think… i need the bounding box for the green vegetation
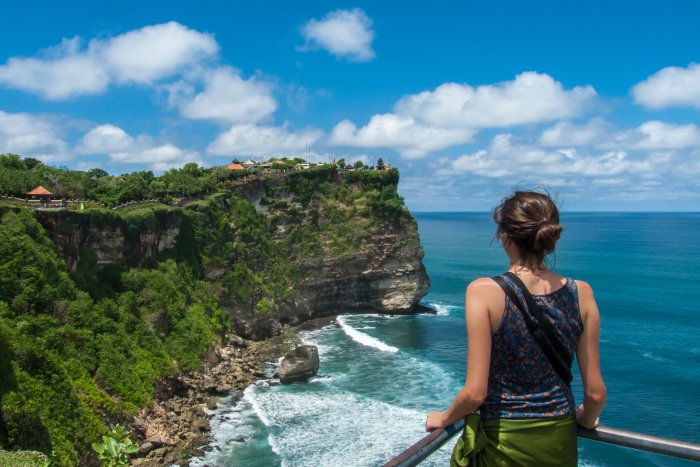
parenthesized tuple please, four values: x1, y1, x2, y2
(0, 155, 416, 465)
(0, 153, 334, 209)
(0, 210, 226, 465)
(1, 154, 237, 207)
(91, 424, 139, 466)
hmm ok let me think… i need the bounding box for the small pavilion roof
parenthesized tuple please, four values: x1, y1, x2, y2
(226, 163, 245, 170)
(27, 186, 52, 195)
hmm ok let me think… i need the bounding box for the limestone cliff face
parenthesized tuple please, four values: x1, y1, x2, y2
(227, 170, 430, 338)
(34, 209, 185, 273)
(32, 168, 430, 339)
(291, 228, 429, 315)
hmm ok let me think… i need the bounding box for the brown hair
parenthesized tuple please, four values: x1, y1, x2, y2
(492, 191, 563, 271)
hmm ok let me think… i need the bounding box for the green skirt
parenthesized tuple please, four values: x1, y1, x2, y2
(450, 413, 577, 467)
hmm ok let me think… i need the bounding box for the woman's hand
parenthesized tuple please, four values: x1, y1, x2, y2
(576, 404, 600, 430)
(425, 412, 447, 432)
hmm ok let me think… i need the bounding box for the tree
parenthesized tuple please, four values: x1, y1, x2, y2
(336, 158, 346, 168)
(376, 158, 385, 171)
(88, 168, 109, 179)
(23, 158, 42, 170)
(354, 160, 364, 169)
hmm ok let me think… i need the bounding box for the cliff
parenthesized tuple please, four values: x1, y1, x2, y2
(33, 166, 430, 339)
(0, 165, 429, 464)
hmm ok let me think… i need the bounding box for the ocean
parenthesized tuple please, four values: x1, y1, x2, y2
(192, 212, 700, 466)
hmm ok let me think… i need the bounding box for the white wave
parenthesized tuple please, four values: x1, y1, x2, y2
(337, 315, 399, 353)
(300, 329, 338, 357)
(245, 384, 272, 427)
(423, 300, 460, 316)
(247, 385, 454, 467)
(268, 433, 282, 457)
(642, 351, 670, 363)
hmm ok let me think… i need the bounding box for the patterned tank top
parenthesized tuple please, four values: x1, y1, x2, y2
(479, 275, 584, 420)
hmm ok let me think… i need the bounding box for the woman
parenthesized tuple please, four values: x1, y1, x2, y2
(425, 191, 606, 466)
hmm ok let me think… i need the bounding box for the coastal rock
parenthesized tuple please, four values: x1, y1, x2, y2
(234, 313, 283, 340)
(206, 397, 218, 410)
(277, 345, 320, 384)
(140, 442, 156, 455)
(228, 334, 247, 348)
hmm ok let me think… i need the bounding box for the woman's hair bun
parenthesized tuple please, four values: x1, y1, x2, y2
(533, 222, 563, 254)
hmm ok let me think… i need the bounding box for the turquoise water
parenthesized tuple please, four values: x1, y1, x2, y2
(193, 212, 700, 466)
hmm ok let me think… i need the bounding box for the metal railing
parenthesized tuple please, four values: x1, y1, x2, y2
(383, 420, 700, 466)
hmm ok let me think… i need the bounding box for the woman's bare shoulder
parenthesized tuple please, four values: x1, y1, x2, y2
(574, 279, 595, 297)
(574, 280, 599, 320)
(466, 277, 503, 299)
(467, 277, 500, 290)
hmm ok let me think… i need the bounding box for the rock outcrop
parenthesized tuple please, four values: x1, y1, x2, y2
(228, 171, 431, 335)
(277, 345, 320, 384)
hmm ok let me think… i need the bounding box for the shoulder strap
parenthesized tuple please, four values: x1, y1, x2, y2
(492, 273, 573, 386)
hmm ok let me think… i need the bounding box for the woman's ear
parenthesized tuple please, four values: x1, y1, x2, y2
(501, 235, 510, 248)
(501, 236, 516, 256)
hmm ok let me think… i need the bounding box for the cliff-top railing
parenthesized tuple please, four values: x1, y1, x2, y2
(383, 419, 700, 466)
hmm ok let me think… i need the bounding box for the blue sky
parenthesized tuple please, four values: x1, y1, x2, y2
(1, 1, 699, 211)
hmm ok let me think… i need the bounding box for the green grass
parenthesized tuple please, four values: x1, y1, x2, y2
(0, 450, 50, 466)
(113, 201, 167, 213)
(0, 200, 31, 209)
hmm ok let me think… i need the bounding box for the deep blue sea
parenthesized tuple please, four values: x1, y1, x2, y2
(193, 212, 700, 466)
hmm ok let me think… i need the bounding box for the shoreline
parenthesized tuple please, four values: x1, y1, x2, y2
(129, 316, 338, 466)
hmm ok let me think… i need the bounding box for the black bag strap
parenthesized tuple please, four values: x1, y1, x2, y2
(492, 273, 573, 386)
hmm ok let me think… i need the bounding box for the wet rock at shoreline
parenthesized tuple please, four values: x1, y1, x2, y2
(277, 345, 320, 384)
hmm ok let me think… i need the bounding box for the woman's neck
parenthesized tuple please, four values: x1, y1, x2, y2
(508, 261, 548, 276)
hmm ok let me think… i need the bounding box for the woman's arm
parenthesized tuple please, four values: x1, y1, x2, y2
(426, 279, 494, 431)
(575, 280, 607, 429)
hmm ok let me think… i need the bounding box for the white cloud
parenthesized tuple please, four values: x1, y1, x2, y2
(0, 110, 69, 160)
(396, 73, 596, 128)
(172, 67, 277, 124)
(207, 124, 324, 156)
(625, 121, 700, 149)
(0, 22, 217, 100)
(0, 38, 110, 99)
(632, 63, 700, 109)
(100, 22, 218, 83)
(448, 133, 656, 181)
(539, 118, 608, 147)
(77, 124, 133, 153)
(329, 72, 597, 158)
(77, 124, 201, 171)
(299, 9, 375, 62)
(540, 119, 700, 150)
(111, 144, 201, 172)
(330, 115, 475, 158)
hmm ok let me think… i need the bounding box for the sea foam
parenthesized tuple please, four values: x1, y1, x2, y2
(337, 315, 399, 353)
(244, 384, 453, 466)
(423, 300, 460, 316)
